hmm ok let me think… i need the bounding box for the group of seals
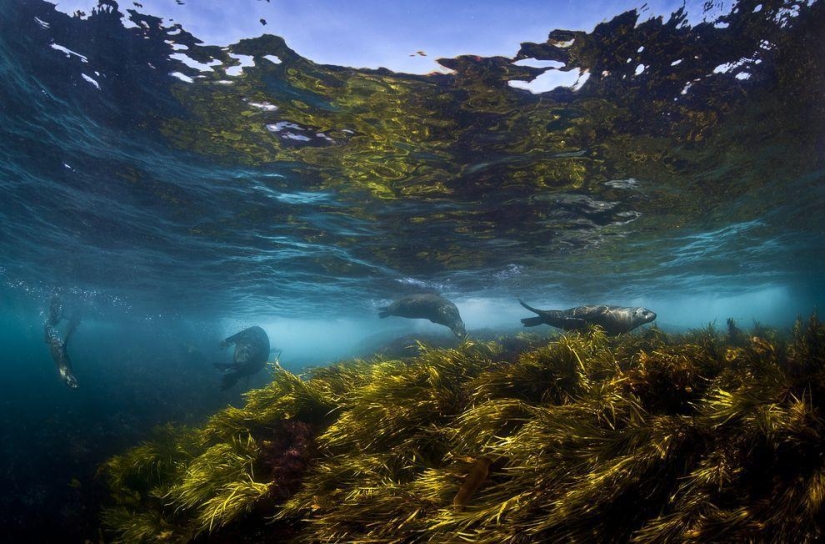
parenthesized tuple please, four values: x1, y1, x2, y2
(42, 292, 655, 391)
(379, 294, 656, 337)
(44, 294, 80, 389)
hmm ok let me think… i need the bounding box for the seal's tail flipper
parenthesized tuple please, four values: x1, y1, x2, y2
(518, 299, 542, 314)
(521, 316, 544, 327)
(378, 307, 390, 318)
(48, 294, 63, 327)
(65, 315, 81, 342)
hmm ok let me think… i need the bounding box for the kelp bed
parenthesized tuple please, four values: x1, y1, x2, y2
(101, 317, 825, 543)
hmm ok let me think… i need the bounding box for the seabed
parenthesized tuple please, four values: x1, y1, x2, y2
(101, 316, 825, 543)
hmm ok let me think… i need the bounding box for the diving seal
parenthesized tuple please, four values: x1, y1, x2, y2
(378, 294, 466, 338)
(44, 295, 80, 389)
(215, 326, 270, 390)
(519, 299, 656, 335)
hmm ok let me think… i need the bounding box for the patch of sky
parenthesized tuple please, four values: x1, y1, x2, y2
(225, 53, 255, 77)
(170, 72, 194, 83)
(170, 53, 221, 72)
(509, 68, 589, 94)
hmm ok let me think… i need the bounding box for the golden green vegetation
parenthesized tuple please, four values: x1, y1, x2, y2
(101, 316, 825, 543)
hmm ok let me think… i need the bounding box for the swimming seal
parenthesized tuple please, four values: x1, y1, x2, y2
(215, 326, 270, 390)
(378, 294, 467, 338)
(519, 299, 656, 335)
(44, 295, 80, 389)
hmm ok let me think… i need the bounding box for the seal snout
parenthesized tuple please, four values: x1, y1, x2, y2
(638, 308, 657, 324)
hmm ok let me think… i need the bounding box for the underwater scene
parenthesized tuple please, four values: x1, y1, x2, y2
(1, 0, 824, 541)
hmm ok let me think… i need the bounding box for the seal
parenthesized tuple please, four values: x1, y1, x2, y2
(214, 325, 271, 390)
(378, 294, 467, 338)
(44, 295, 80, 389)
(519, 299, 656, 335)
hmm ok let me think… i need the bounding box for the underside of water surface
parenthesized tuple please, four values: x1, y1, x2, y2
(1, 0, 823, 317)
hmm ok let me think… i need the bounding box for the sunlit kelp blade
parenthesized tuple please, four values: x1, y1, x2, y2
(101, 317, 825, 542)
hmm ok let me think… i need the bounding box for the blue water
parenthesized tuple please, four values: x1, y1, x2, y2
(1, 0, 824, 540)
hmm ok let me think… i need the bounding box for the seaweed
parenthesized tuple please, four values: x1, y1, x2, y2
(100, 317, 825, 543)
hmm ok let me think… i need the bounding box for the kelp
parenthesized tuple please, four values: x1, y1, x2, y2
(101, 316, 825, 543)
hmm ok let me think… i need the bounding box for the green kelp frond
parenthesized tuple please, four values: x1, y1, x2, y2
(103, 318, 825, 543)
(196, 477, 271, 533)
(100, 507, 184, 544)
(101, 423, 200, 500)
(200, 363, 336, 444)
(321, 341, 497, 459)
(165, 436, 259, 514)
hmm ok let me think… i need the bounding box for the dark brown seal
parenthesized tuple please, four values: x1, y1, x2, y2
(378, 294, 466, 338)
(44, 295, 79, 389)
(519, 299, 656, 335)
(215, 325, 271, 390)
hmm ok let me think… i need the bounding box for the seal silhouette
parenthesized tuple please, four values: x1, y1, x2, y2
(215, 326, 271, 390)
(379, 294, 466, 338)
(44, 294, 80, 389)
(519, 299, 656, 335)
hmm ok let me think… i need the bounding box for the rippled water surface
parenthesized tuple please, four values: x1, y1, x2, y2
(1, 0, 823, 540)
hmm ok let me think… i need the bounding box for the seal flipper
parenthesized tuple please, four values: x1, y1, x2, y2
(220, 371, 241, 391)
(518, 299, 543, 314)
(519, 299, 551, 327)
(521, 316, 545, 327)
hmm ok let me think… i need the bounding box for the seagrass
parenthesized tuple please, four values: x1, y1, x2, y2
(101, 316, 825, 543)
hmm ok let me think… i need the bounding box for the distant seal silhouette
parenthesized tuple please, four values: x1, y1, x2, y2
(215, 326, 270, 390)
(44, 295, 80, 389)
(519, 299, 656, 335)
(378, 294, 467, 338)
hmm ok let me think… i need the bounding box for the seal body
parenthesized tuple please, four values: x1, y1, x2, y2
(44, 296, 80, 389)
(379, 294, 466, 338)
(215, 326, 270, 390)
(519, 299, 656, 335)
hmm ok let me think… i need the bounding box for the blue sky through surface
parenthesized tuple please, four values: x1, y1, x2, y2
(51, 0, 726, 74)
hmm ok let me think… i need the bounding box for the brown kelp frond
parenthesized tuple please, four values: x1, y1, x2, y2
(527, 415, 698, 543)
(624, 348, 718, 414)
(789, 314, 825, 377)
(451, 398, 537, 454)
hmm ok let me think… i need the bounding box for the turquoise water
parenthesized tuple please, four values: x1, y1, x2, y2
(1, 0, 823, 540)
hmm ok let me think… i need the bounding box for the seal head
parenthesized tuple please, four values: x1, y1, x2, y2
(378, 294, 466, 338)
